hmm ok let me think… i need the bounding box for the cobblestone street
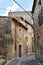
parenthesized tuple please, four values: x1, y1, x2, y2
(5, 53, 42, 65)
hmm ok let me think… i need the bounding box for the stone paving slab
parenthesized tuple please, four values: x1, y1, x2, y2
(5, 53, 42, 65)
(5, 58, 21, 65)
(20, 60, 41, 65)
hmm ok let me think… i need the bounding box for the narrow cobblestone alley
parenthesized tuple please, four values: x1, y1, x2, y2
(5, 53, 42, 65)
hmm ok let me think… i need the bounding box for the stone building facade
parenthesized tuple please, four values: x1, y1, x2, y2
(32, 0, 43, 61)
(8, 12, 34, 55)
(11, 17, 34, 58)
(0, 16, 28, 60)
(11, 17, 28, 59)
(0, 15, 34, 60)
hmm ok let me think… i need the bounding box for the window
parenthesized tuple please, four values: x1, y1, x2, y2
(38, 0, 41, 5)
(18, 28, 23, 38)
(19, 29, 22, 35)
(19, 29, 21, 31)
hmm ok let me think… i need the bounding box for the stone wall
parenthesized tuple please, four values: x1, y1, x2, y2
(0, 16, 34, 60)
(11, 18, 27, 58)
(8, 12, 34, 56)
(33, 0, 43, 61)
(8, 11, 33, 25)
(26, 23, 34, 55)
